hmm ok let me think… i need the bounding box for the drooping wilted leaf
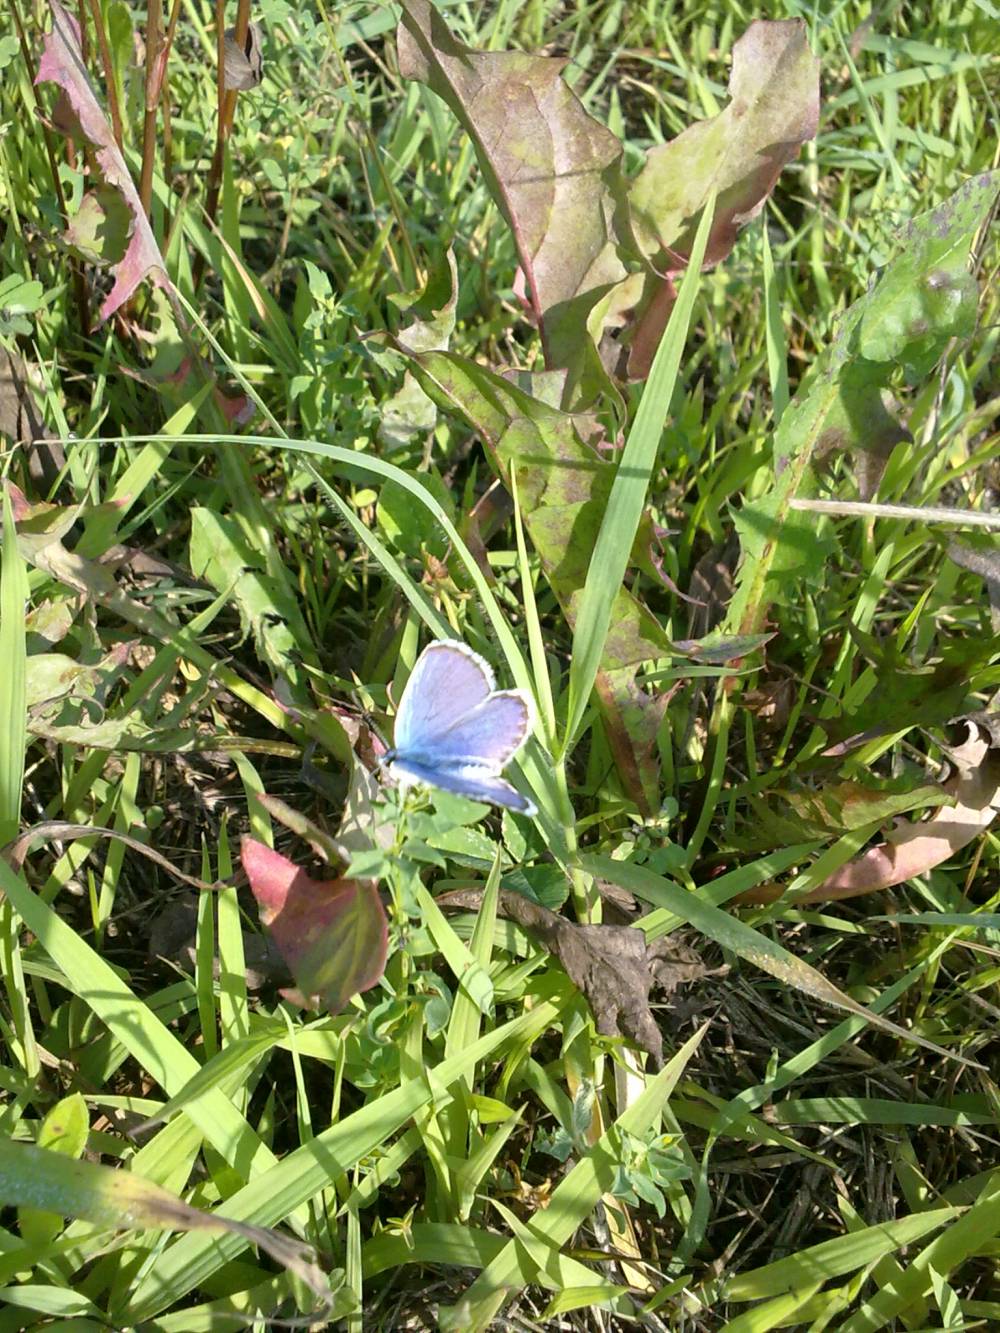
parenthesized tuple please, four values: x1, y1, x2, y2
(223, 21, 264, 92)
(240, 838, 388, 1013)
(0, 349, 66, 489)
(36, 2, 179, 319)
(0, 1139, 330, 1310)
(26, 644, 132, 711)
(744, 717, 1000, 906)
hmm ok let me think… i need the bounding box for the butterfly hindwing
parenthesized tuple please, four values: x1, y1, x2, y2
(388, 757, 536, 815)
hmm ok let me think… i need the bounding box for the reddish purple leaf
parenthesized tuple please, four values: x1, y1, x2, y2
(36, 3, 177, 320)
(240, 838, 388, 1014)
(397, 0, 627, 381)
(623, 20, 819, 377)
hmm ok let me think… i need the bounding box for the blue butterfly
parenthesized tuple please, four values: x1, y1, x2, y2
(384, 639, 537, 816)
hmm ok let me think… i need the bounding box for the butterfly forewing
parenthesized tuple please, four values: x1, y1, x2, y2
(402, 691, 532, 768)
(387, 638, 537, 815)
(392, 641, 495, 754)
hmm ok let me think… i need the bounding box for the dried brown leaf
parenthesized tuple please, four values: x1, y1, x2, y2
(438, 887, 717, 1067)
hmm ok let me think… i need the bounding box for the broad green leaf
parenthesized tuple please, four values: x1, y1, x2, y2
(189, 508, 313, 692)
(18, 1093, 89, 1249)
(63, 187, 130, 266)
(726, 170, 1000, 632)
(397, 0, 627, 403)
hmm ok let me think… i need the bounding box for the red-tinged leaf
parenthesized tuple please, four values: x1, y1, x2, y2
(36, 3, 178, 320)
(623, 20, 819, 376)
(240, 838, 388, 1014)
(396, 0, 627, 390)
(627, 21, 819, 270)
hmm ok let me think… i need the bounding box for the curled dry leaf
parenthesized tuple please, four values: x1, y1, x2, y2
(438, 887, 719, 1068)
(223, 21, 264, 91)
(743, 717, 1000, 906)
(240, 838, 388, 1014)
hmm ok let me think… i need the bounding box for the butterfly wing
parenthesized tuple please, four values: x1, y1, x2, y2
(388, 757, 536, 816)
(405, 690, 533, 768)
(393, 640, 494, 753)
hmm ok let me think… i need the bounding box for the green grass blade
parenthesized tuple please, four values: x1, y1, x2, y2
(441, 1023, 708, 1331)
(0, 487, 27, 840)
(120, 997, 566, 1321)
(563, 193, 716, 753)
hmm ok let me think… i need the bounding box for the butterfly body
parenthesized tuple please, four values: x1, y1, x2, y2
(385, 640, 536, 816)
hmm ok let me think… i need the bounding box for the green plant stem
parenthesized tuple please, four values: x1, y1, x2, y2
(684, 686, 733, 869)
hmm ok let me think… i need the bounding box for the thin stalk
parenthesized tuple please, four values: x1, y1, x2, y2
(84, 0, 125, 151)
(160, 0, 185, 212)
(790, 497, 1000, 530)
(684, 686, 733, 868)
(139, 0, 165, 218)
(193, 0, 251, 290)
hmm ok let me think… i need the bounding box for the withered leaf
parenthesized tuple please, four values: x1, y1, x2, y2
(438, 887, 717, 1067)
(743, 716, 1000, 906)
